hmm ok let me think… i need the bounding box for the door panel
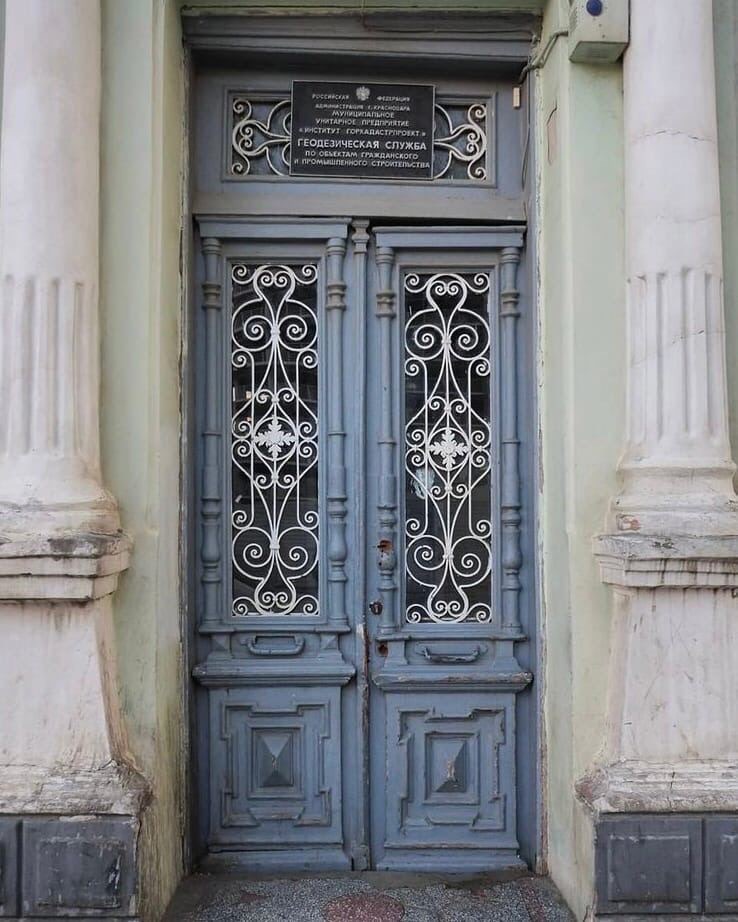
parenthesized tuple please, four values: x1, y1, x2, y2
(194, 223, 356, 869)
(365, 228, 530, 871)
(192, 219, 532, 871)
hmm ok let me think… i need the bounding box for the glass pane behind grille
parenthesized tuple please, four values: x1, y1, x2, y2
(230, 263, 320, 616)
(404, 271, 493, 624)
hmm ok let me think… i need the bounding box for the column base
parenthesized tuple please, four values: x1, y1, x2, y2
(577, 763, 738, 917)
(608, 466, 738, 537)
(0, 764, 149, 920)
(0, 523, 140, 919)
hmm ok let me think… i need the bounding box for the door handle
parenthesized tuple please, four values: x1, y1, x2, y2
(244, 635, 305, 657)
(418, 644, 484, 665)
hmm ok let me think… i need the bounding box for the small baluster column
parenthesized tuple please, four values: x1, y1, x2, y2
(325, 237, 349, 629)
(375, 247, 399, 636)
(200, 238, 224, 629)
(499, 248, 523, 636)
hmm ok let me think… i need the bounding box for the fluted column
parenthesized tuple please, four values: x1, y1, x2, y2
(0, 0, 119, 535)
(0, 0, 138, 829)
(585, 8, 738, 909)
(612, 0, 738, 535)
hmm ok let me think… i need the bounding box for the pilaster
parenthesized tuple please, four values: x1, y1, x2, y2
(585, 1, 738, 917)
(0, 2, 141, 919)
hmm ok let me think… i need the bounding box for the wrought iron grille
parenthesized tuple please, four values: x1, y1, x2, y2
(229, 94, 489, 182)
(403, 271, 494, 624)
(230, 262, 320, 616)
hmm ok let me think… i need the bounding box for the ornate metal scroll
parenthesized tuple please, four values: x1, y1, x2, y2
(230, 262, 320, 616)
(229, 94, 488, 182)
(231, 97, 291, 176)
(404, 271, 493, 625)
(433, 103, 487, 181)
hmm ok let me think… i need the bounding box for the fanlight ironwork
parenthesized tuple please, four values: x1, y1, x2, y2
(230, 95, 488, 182)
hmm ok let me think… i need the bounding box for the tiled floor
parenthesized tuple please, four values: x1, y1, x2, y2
(163, 871, 574, 921)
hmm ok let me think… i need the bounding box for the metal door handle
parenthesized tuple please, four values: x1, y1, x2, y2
(418, 644, 483, 664)
(245, 635, 305, 657)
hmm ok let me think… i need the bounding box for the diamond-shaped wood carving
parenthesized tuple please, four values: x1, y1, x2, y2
(384, 693, 519, 853)
(429, 736, 469, 795)
(210, 686, 343, 848)
(255, 731, 295, 788)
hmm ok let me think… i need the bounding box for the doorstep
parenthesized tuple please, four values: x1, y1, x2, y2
(163, 871, 574, 921)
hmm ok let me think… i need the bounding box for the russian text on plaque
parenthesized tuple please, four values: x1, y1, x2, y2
(290, 81, 435, 180)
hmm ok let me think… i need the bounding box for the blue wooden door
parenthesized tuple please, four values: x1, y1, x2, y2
(364, 227, 531, 871)
(192, 218, 534, 872)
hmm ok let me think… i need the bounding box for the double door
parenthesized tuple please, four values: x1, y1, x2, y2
(193, 217, 534, 871)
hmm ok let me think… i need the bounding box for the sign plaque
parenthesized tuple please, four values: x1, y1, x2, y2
(290, 81, 435, 180)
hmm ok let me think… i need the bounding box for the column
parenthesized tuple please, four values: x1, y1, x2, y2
(612, 0, 737, 535)
(0, 3, 140, 917)
(0, 0, 118, 534)
(587, 2, 738, 915)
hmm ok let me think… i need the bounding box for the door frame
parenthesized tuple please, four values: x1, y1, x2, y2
(182, 11, 542, 872)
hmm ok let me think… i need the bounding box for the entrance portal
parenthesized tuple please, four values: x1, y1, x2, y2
(187, 19, 538, 872)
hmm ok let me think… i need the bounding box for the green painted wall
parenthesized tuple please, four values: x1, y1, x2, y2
(535, 1, 624, 916)
(99, 1, 186, 919)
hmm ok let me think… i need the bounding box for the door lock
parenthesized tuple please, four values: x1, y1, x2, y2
(368, 599, 383, 616)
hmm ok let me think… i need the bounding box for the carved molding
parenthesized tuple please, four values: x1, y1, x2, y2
(578, 760, 738, 815)
(0, 762, 149, 816)
(594, 533, 738, 589)
(0, 531, 131, 602)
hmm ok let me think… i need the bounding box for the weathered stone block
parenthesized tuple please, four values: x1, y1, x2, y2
(21, 818, 136, 918)
(705, 817, 738, 913)
(0, 819, 19, 917)
(595, 815, 702, 914)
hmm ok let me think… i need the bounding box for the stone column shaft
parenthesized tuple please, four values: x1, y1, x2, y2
(614, 0, 737, 533)
(0, 0, 117, 533)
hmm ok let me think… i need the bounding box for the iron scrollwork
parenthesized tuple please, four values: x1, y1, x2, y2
(433, 103, 487, 181)
(231, 98, 291, 177)
(230, 262, 320, 616)
(229, 94, 488, 182)
(403, 271, 494, 625)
